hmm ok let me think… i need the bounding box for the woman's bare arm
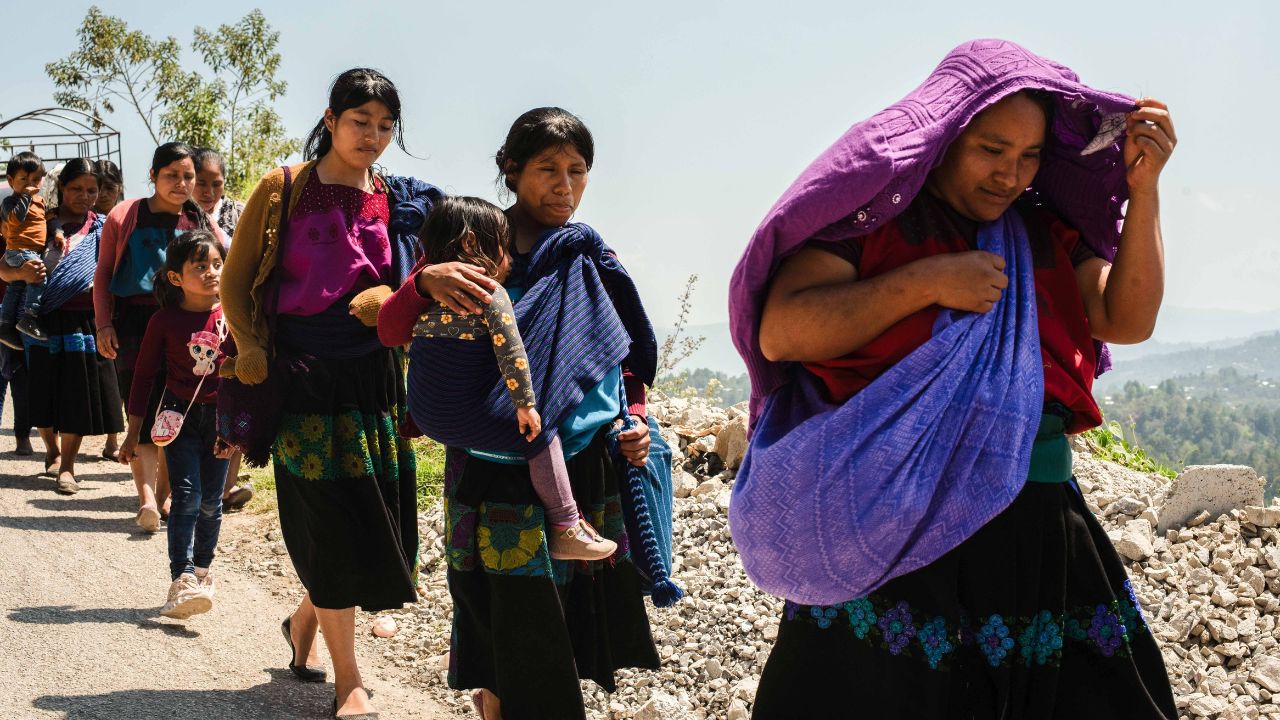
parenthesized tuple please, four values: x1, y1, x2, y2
(759, 247, 1009, 362)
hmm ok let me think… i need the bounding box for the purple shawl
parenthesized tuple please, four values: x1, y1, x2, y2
(729, 38, 1136, 427)
(730, 211, 1041, 604)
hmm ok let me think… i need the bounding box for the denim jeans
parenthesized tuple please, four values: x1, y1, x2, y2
(165, 398, 229, 580)
(1, 248, 42, 322)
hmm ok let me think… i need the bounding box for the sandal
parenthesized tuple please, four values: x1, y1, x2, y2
(223, 484, 254, 511)
(136, 505, 161, 533)
(333, 697, 379, 719)
(281, 616, 326, 682)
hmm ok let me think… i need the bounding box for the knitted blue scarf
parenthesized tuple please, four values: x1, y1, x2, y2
(407, 222, 656, 457)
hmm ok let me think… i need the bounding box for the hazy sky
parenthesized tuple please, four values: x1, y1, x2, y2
(3, 1, 1275, 329)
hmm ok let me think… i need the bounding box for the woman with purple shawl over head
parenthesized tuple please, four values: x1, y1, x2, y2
(729, 40, 1178, 717)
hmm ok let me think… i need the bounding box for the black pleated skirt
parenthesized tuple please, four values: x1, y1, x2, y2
(752, 479, 1178, 719)
(444, 432, 660, 720)
(271, 346, 419, 611)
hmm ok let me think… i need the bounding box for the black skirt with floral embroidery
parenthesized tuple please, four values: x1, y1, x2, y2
(444, 432, 660, 720)
(751, 479, 1177, 719)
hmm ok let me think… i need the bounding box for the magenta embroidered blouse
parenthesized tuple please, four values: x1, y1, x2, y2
(277, 174, 392, 316)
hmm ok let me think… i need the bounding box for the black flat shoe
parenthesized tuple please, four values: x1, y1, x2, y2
(281, 616, 326, 682)
(333, 698, 379, 719)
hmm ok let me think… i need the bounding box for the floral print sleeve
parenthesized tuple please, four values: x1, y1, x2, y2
(483, 287, 536, 409)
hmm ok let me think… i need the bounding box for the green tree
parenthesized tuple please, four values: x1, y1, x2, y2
(46, 6, 298, 198)
(191, 10, 295, 196)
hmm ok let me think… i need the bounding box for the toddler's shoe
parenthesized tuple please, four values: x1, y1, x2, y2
(0, 323, 22, 350)
(160, 573, 213, 619)
(150, 410, 184, 447)
(549, 519, 618, 561)
(16, 311, 46, 342)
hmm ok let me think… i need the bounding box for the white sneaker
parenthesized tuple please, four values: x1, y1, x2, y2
(160, 573, 213, 619)
(196, 571, 216, 598)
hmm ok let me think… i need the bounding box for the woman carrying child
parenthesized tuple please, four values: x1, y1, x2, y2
(25, 158, 124, 494)
(94, 143, 226, 532)
(119, 230, 232, 618)
(221, 68, 444, 720)
(379, 107, 659, 720)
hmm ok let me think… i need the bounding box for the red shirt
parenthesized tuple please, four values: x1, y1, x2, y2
(127, 305, 234, 416)
(803, 191, 1102, 434)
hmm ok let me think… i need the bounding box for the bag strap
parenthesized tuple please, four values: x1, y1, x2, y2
(168, 314, 231, 424)
(266, 164, 295, 356)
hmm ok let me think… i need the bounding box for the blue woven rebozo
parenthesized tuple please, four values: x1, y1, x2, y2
(407, 223, 657, 457)
(607, 408, 683, 607)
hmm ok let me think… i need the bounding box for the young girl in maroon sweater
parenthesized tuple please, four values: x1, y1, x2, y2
(120, 230, 234, 619)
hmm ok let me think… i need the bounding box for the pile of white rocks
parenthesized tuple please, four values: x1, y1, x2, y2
(389, 393, 1280, 720)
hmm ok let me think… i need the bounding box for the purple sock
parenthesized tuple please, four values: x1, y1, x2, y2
(528, 434, 579, 528)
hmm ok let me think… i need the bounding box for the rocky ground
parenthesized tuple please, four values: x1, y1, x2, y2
(257, 393, 1280, 720)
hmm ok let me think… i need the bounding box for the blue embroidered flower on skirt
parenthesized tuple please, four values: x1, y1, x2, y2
(878, 601, 916, 655)
(917, 616, 954, 669)
(842, 598, 877, 639)
(977, 614, 1016, 667)
(1088, 604, 1127, 657)
(1017, 610, 1064, 666)
(809, 605, 838, 629)
(1121, 579, 1146, 635)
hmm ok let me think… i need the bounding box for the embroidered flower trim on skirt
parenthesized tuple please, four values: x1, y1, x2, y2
(445, 493, 632, 582)
(782, 578, 1149, 670)
(274, 410, 405, 481)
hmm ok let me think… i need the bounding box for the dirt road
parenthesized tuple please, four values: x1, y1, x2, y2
(0, 404, 448, 719)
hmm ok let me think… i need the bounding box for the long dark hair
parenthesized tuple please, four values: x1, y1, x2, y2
(54, 158, 100, 209)
(153, 229, 224, 308)
(96, 159, 123, 191)
(304, 68, 407, 161)
(193, 147, 227, 178)
(149, 142, 210, 231)
(421, 197, 509, 278)
(495, 107, 594, 192)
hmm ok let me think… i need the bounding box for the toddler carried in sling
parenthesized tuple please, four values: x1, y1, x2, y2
(410, 196, 620, 561)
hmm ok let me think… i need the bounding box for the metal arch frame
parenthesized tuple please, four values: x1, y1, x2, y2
(0, 107, 122, 167)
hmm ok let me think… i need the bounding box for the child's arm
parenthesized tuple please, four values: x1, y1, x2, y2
(484, 287, 536, 409)
(0, 192, 33, 224)
(378, 257, 435, 347)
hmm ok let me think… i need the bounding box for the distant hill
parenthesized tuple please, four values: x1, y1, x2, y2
(1096, 332, 1280, 396)
(657, 308, 1280, 390)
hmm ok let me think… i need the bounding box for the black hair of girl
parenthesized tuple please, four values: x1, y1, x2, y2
(495, 107, 594, 192)
(96, 159, 123, 189)
(154, 229, 224, 308)
(150, 142, 211, 232)
(193, 147, 226, 178)
(420, 196, 509, 278)
(54, 158, 100, 208)
(304, 68, 407, 161)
